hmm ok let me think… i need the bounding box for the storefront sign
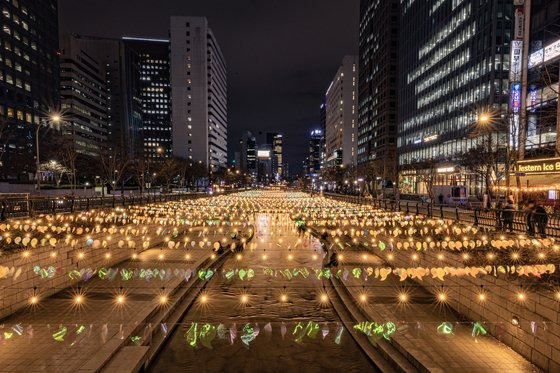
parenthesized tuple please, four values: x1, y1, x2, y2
(509, 41, 523, 81)
(516, 158, 560, 175)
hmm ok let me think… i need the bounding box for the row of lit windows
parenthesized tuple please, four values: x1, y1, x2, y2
(414, 23, 476, 93)
(402, 55, 499, 131)
(401, 83, 491, 141)
(418, 3, 471, 60)
(1, 105, 35, 123)
(399, 136, 485, 165)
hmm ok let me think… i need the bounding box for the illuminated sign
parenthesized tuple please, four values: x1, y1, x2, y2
(510, 82, 521, 113)
(516, 158, 560, 175)
(423, 134, 438, 143)
(529, 39, 560, 68)
(437, 167, 455, 174)
(257, 150, 270, 158)
(529, 86, 538, 109)
(509, 41, 523, 81)
(514, 8, 524, 39)
(529, 48, 544, 68)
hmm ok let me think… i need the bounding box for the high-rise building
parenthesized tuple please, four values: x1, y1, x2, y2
(62, 35, 144, 159)
(123, 37, 172, 162)
(514, 0, 560, 190)
(357, 0, 399, 179)
(59, 34, 109, 157)
(266, 132, 283, 180)
(239, 130, 257, 175)
(170, 16, 227, 171)
(525, 0, 560, 159)
(307, 129, 324, 176)
(398, 0, 513, 195)
(0, 0, 59, 180)
(319, 100, 327, 139)
(319, 100, 327, 172)
(325, 55, 358, 167)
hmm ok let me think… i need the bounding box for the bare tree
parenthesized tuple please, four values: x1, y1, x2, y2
(409, 160, 438, 203)
(130, 158, 157, 195)
(155, 157, 181, 193)
(357, 162, 384, 197)
(459, 138, 505, 200)
(40, 160, 70, 187)
(97, 146, 130, 195)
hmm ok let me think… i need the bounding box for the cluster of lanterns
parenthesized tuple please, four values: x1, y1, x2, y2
(0, 189, 557, 323)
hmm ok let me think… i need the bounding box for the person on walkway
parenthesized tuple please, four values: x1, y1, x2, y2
(502, 199, 516, 233)
(525, 200, 536, 236)
(533, 203, 549, 238)
(495, 201, 504, 230)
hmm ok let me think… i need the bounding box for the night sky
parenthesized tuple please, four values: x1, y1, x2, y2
(58, 0, 359, 175)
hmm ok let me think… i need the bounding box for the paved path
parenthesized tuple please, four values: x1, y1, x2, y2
(0, 226, 228, 372)
(332, 237, 540, 372)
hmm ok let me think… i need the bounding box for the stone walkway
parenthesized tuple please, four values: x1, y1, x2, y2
(335, 242, 540, 372)
(0, 227, 229, 372)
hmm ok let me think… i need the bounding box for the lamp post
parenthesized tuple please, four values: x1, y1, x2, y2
(35, 114, 61, 193)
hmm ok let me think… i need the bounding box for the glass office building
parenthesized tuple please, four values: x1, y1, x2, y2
(398, 0, 513, 195)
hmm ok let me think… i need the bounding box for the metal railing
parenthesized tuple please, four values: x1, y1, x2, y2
(0, 189, 246, 220)
(323, 193, 560, 238)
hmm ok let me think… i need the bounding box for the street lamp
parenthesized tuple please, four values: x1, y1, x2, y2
(35, 114, 61, 193)
(478, 113, 490, 124)
(475, 110, 512, 198)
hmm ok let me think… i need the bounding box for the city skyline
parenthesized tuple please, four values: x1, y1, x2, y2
(58, 0, 360, 174)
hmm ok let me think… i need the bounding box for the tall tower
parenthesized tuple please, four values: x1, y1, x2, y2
(358, 0, 399, 179)
(170, 16, 227, 172)
(325, 55, 358, 167)
(0, 0, 59, 180)
(123, 37, 172, 162)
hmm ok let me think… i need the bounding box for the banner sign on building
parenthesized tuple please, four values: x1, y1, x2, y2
(529, 48, 544, 68)
(528, 39, 560, 68)
(544, 39, 560, 64)
(509, 41, 523, 81)
(510, 82, 521, 113)
(514, 8, 524, 39)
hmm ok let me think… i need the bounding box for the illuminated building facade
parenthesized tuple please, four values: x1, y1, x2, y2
(266, 132, 283, 180)
(357, 0, 399, 179)
(514, 0, 560, 195)
(123, 37, 172, 162)
(0, 0, 59, 179)
(525, 0, 560, 158)
(307, 129, 324, 176)
(325, 56, 358, 168)
(239, 130, 257, 175)
(398, 0, 513, 195)
(170, 16, 227, 171)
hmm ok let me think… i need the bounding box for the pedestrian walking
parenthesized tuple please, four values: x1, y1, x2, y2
(495, 201, 504, 230)
(525, 200, 536, 236)
(533, 203, 549, 238)
(502, 199, 516, 233)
